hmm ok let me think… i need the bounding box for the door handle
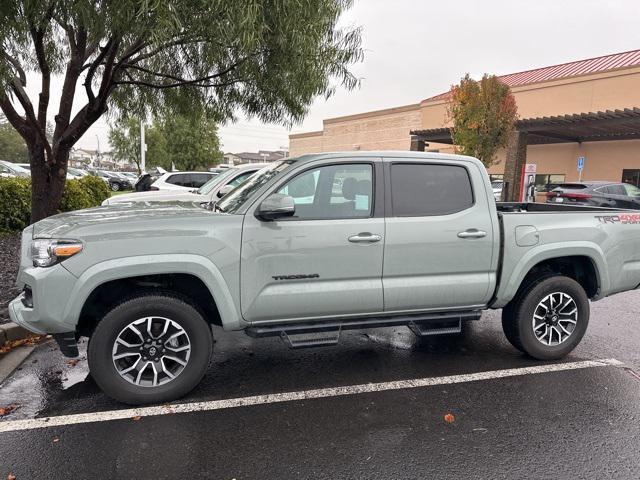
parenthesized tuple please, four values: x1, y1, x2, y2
(348, 233, 382, 243)
(457, 229, 487, 239)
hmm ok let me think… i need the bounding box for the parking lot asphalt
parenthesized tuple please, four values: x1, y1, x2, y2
(1, 291, 640, 479)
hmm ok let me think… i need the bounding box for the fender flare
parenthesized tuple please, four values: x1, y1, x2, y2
(492, 242, 609, 308)
(62, 254, 246, 330)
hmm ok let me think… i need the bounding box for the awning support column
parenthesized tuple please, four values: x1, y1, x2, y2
(503, 130, 528, 202)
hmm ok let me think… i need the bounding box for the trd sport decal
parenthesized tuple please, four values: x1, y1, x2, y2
(272, 274, 320, 281)
(595, 214, 640, 224)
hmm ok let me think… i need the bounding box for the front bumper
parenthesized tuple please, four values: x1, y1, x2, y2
(8, 263, 80, 335)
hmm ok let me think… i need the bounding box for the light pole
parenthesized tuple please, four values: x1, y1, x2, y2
(140, 121, 146, 172)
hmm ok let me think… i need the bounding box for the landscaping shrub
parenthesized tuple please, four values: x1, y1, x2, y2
(0, 174, 111, 232)
(78, 175, 110, 206)
(59, 178, 94, 212)
(0, 177, 31, 232)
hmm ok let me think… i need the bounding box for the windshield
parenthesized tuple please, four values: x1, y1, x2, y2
(216, 160, 295, 213)
(197, 168, 238, 195)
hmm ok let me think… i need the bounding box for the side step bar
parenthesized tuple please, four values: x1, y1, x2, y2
(245, 310, 481, 349)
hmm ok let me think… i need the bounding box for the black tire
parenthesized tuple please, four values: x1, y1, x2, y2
(501, 276, 589, 360)
(88, 293, 213, 405)
(501, 301, 524, 352)
(111, 182, 120, 191)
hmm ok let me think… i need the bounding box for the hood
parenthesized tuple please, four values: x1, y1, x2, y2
(32, 202, 216, 239)
(104, 189, 209, 205)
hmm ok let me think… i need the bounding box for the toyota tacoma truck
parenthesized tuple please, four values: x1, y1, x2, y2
(9, 152, 640, 404)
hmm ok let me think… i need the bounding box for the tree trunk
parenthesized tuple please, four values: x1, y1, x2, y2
(29, 144, 69, 223)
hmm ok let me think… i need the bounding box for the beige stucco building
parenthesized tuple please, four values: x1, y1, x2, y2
(289, 49, 640, 197)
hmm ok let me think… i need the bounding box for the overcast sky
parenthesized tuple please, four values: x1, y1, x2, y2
(22, 0, 640, 154)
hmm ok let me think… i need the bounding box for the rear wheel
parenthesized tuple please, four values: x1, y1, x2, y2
(88, 293, 212, 405)
(111, 182, 120, 191)
(501, 276, 589, 360)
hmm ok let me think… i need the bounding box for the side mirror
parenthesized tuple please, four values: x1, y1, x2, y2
(257, 193, 295, 220)
(217, 184, 234, 198)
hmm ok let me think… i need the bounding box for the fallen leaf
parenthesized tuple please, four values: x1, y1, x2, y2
(66, 359, 80, 367)
(52, 436, 60, 443)
(0, 404, 20, 417)
(7, 473, 16, 480)
(444, 413, 455, 424)
(0, 336, 44, 355)
(132, 416, 142, 421)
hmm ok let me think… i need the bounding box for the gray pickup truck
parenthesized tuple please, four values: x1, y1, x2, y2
(9, 152, 640, 404)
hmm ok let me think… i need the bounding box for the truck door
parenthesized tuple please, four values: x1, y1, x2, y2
(241, 159, 385, 323)
(382, 159, 497, 312)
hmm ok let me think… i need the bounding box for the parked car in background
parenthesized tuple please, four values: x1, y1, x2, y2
(103, 163, 268, 205)
(15, 163, 88, 180)
(491, 181, 503, 201)
(149, 171, 218, 191)
(119, 172, 139, 182)
(101, 170, 133, 191)
(546, 181, 640, 209)
(0, 160, 30, 178)
(67, 167, 89, 178)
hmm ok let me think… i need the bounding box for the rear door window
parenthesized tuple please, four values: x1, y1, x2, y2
(606, 184, 626, 196)
(166, 174, 192, 187)
(191, 173, 213, 188)
(390, 163, 473, 216)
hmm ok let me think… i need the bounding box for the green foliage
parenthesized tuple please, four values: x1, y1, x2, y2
(77, 175, 111, 206)
(0, 176, 30, 231)
(108, 116, 144, 173)
(0, 176, 109, 232)
(109, 111, 222, 172)
(447, 74, 518, 167)
(0, 0, 361, 221)
(145, 124, 170, 171)
(163, 113, 223, 170)
(0, 115, 27, 162)
(59, 179, 93, 212)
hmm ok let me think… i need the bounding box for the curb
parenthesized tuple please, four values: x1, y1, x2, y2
(0, 322, 32, 345)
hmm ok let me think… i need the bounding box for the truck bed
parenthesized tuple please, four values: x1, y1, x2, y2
(492, 202, 640, 309)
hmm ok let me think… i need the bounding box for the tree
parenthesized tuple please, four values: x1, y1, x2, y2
(446, 74, 518, 167)
(108, 116, 144, 173)
(162, 113, 222, 171)
(0, 1, 362, 222)
(144, 124, 169, 171)
(108, 115, 170, 173)
(0, 113, 27, 162)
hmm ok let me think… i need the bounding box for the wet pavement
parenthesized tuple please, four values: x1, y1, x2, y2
(1, 291, 640, 479)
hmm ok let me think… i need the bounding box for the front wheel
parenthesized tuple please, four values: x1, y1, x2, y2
(111, 182, 120, 191)
(88, 294, 213, 405)
(501, 276, 589, 360)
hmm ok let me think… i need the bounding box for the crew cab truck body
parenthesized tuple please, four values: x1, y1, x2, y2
(9, 152, 640, 404)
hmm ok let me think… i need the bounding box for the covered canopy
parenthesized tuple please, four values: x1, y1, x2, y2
(410, 108, 640, 146)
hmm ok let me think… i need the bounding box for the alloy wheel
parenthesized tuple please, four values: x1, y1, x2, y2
(112, 317, 191, 387)
(532, 292, 578, 346)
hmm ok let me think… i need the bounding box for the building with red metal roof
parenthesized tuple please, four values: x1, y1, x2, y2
(290, 49, 640, 198)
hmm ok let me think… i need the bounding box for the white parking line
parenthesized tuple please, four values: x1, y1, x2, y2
(0, 358, 623, 434)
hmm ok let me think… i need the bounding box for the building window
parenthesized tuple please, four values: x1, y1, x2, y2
(535, 174, 566, 192)
(622, 169, 640, 188)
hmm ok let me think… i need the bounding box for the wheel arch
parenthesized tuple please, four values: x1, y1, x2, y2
(493, 243, 608, 308)
(64, 255, 246, 336)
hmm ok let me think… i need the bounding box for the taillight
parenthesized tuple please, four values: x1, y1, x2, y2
(561, 192, 592, 199)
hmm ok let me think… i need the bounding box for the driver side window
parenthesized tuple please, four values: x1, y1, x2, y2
(277, 164, 373, 220)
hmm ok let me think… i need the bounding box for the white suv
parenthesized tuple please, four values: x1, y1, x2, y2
(150, 171, 217, 191)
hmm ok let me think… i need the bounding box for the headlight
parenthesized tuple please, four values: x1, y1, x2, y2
(31, 239, 83, 267)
